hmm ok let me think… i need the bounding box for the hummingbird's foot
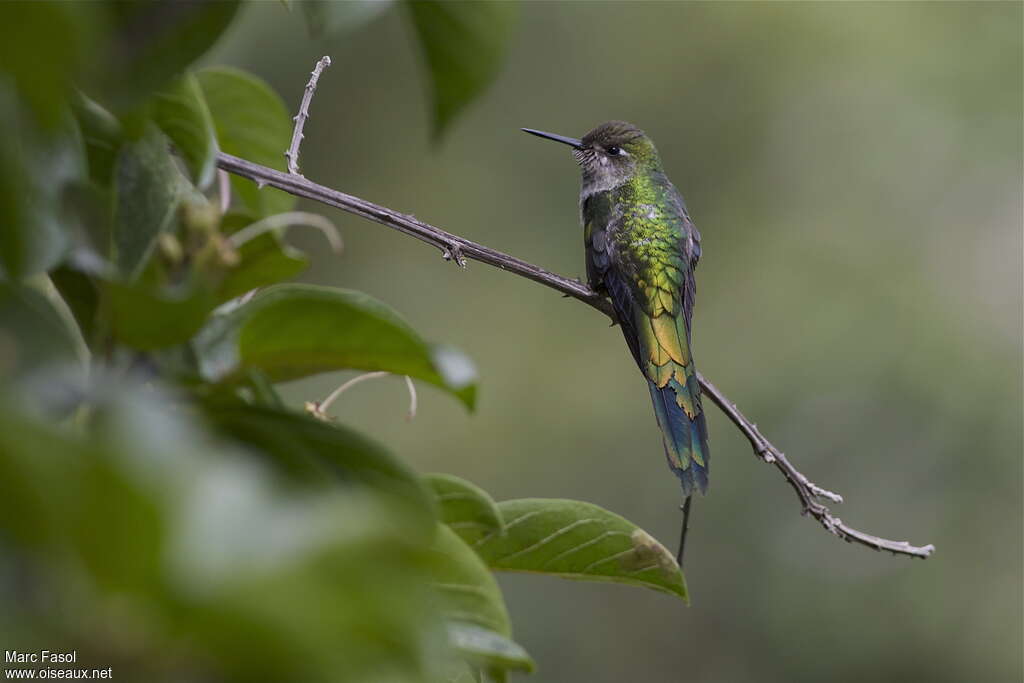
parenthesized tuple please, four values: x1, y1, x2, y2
(676, 496, 693, 567)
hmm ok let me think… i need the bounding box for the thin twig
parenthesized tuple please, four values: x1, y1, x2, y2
(218, 151, 609, 309)
(215, 151, 935, 559)
(285, 56, 332, 176)
(698, 376, 934, 558)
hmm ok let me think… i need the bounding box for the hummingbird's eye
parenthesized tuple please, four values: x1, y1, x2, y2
(606, 146, 622, 156)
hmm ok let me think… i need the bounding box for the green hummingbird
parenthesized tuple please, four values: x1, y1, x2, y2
(523, 121, 710, 564)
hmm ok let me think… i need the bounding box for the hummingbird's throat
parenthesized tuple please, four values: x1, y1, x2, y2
(577, 149, 631, 199)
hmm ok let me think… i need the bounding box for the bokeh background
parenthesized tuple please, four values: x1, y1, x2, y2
(210, 3, 1021, 682)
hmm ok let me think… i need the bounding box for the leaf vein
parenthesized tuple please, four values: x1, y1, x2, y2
(494, 518, 605, 564)
(581, 548, 635, 573)
(541, 530, 631, 569)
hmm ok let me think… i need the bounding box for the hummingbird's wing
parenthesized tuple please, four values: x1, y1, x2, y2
(584, 182, 709, 496)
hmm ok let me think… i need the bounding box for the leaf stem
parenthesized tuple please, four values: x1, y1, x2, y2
(226, 211, 343, 253)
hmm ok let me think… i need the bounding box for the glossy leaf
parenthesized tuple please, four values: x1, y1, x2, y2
(107, 278, 217, 350)
(218, 212, 310, 302)
(50, 265, 100, 345)
(0, 389, 444, 683)
(111, 123, 182, 277)
(220, 235, 309, 302)
(181, 491, 443, 683)
(404, 0, 517, 138)
(0, 394, 170, 595)
(0, 283, 83, 383)
(100, 1, 241, 108)
(202, 401, 435, 518)
(193, 284, 477, 409)
(474, 499, 688, 602)
(301, 0, 393, 39)
(0, 88, 83, 280)
(447, 623, 535, 676)
(0, 2, 92, 127)
(431, 524, 510, 634)
(430, 526, 533, 675)
(197, 67, 295, 217)
(152, 73, 218, 189)
(426, 473, 504, 544)
(72, 92, 123, 184)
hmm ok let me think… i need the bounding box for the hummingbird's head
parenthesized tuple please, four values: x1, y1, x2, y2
(521, 120, 661, 194)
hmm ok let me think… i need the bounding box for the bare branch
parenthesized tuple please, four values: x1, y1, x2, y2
(697, 375, 935, 558)
(215, 151, 935, 560)
(217, 151, 610, 313)
(285, 56, 332, 176)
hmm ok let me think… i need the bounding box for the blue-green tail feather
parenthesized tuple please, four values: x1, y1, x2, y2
(647, 379, 710, 496)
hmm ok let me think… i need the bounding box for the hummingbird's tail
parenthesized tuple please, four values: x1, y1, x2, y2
(647, 376, 710, 497)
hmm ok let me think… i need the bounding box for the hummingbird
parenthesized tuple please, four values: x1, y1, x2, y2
(523, 121, 710, 565)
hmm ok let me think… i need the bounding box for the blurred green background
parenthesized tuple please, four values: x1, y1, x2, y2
(208, 3, 1021, 682)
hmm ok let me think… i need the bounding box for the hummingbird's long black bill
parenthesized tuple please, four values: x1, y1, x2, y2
(521, 128, 583, 149)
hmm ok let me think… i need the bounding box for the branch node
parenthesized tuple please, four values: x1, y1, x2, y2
(443, 243, 467, 268)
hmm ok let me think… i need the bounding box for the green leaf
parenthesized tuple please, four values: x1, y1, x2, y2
(106, 278, 217, 350)
(180, 487, 442, 683)
(431, 526, 534, 674)
(0, 283, 83, 383)
(426, 473, 504, 544)
(404, 0, 517, 138)
(475, 499, 688, 602)
(218, 211, 310, 302)
(201, 401, 435, 517)
(197, 67, 295, 217)
(152, 73, 218, 189)
(220, 235, 309, 302)
(301, 1, 394, 39)
(0, 393, 169, 595)
(447, 623, 535, 676)
(111, 123, 182, 277)
(0, 2, 94, 127)
(72, 92, 124, 185)
(0, 87, 84, 280)
(0, 387, 445, 683)
(193, 284, 477, 409)
(243, 369, 285, 408)
(432, 524, 510, 634)
(51, 265, 101, 345)
(100, 1, 241, 109)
